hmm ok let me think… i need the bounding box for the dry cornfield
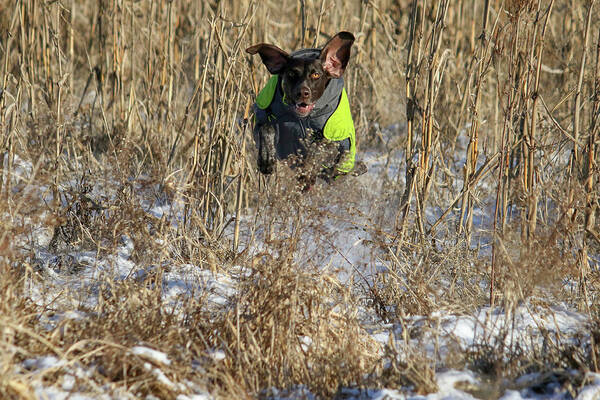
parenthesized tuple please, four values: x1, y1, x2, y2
(1, 0, 600, 398)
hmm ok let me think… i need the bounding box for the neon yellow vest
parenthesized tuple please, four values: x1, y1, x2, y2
(256, 76, 356, 173)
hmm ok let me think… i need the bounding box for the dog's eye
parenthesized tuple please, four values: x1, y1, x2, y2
(287, 71, 298, 79)
(310, 72, 321, 80)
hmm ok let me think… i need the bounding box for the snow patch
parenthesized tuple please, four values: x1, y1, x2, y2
(131, 346, 172, 366)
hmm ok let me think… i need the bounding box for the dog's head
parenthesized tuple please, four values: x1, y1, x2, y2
(246, 32, 354, 117)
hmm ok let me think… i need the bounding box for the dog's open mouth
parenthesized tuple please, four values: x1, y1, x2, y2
(294, 102, 315, 116)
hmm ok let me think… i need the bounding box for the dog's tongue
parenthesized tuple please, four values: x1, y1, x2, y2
(295, 102, 315, 115)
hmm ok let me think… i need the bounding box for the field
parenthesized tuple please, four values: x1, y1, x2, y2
(1, 0, 600, 398)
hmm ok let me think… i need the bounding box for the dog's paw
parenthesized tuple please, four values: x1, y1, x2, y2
(257, 156, 274, 175)
(257, 124, 276, 175)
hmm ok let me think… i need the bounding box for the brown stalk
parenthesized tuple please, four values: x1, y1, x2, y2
(53, 2, 64, 214)
(313, 0, 326, 47)
(69, 0, 74, 92)
(111, 0, 118, 125)
(190, 21, 215, 180)
(233, 96, 252, 253)
(300, 0, 306, 46)
(568, 1, 595, 309)
(580, 24, 600, 312)
(430, 151, 501, 235)
(396, 0, 419, 242)
(524, 0, 555, 242)
(491, 105, 510, 307)
(458, 0, 491, 240)
(166, 0, 174, 121)
(397, 0, 429, 245)
(572, 0, 595, 164)
(420, 0, 450, 197)
(126, 0, 136, 138)
(0, 5, 20, 198)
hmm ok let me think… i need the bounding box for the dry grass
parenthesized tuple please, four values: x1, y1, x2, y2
(1, 0, 600, 398)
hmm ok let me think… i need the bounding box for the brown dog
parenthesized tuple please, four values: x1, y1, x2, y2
(247, 32, 363, 180)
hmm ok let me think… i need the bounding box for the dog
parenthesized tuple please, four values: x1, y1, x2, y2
(246, 32, 365, 182)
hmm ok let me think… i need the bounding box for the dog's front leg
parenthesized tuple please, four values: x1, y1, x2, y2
(257, 124, 276, 175)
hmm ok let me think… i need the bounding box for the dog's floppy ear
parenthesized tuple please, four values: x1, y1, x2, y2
(246, 44, 290, 74)
(320, 32, 355, 78)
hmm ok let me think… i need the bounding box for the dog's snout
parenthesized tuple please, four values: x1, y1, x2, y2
(299, 86, 310, 99)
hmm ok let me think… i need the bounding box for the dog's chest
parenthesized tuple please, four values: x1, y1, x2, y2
(271, 105, 332, 157)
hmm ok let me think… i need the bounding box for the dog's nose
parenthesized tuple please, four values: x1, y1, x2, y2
(300, 86, 310, 98)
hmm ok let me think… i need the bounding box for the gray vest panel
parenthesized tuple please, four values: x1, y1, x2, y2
(254, 74, 345, 160)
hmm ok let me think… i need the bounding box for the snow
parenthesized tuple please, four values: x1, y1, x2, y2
(61, 374, 76, 391)
(431, 370, 479, 400)
(23, 356, 66, 371)
(32, 385, 110, 400)
(437, 304, 588, 353)
(131, 346, 172, 366)
(577, 374, 600, 400)
(176, 395, 212, 400)
(142, 362, 177, 389)
(208, 350, 227, 361)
